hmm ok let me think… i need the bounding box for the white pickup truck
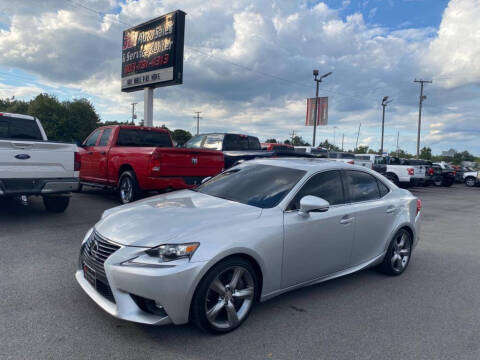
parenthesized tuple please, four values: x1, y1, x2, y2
(0, 113, 79, 212)
(384, 156, 426, 187)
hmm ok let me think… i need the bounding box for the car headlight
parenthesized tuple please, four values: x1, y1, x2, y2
(145, 242, 200, 262)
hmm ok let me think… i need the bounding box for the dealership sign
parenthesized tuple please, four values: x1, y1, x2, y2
(121, 10, 186, 92)
(305, 97, 328, 126)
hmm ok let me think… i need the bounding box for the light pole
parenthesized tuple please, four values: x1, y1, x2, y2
(414, 79, 432, 158)
(380, 96, 392, 155)
(333, 126, 338, 147)
(312, 70, 332, 147)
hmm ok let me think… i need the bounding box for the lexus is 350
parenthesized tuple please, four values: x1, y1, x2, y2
(76, 158, 421, 333)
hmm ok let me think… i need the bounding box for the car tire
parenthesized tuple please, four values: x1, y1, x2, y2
(442, 178, 454, 187)
(379, 229, 412, 276)
(77, 184, 83, 192)
(118, 170, 141, 204)
(191, 257, 258, 334)
(43, 195, 70, 213)
(433, 178, 443, 187)
(386, 173, 399, 186)
(465, 176, 476, 187)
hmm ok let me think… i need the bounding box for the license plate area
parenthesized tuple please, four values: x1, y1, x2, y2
(83, 263, 96, 287)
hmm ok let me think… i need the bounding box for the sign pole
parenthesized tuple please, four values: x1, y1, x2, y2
(144, 87, 154, 127)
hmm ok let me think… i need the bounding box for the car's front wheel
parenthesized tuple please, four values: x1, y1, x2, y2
(379, 229, 412, 276)
(465, 176, 476, 187)
(191, 257, 258, 334)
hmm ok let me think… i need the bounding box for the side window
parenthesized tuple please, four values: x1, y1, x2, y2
(288, 170, 345, 210)
(377, 180, 390, 197)
(344, 171, 381, 202)
(98, 128, 112, 146)
(84, 129, 101, 146)
(247, 136, 261, 150)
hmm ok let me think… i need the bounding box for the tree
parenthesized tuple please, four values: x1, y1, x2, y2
(265, 138, 277, 143)
(356, 145, 369, 154)
(419, 146, 432, 160)
(283, 139, 291, 145)
(318, 139, 341, 151)
(171, 129, 192, 145)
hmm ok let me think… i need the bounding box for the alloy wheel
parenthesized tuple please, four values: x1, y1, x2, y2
(466, 178, 476, 187)
(391, 232, 411, 273)
(204, 266, 254, 330)
(120, 177, 133, 203)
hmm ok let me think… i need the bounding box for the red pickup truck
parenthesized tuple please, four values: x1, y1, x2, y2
(79, 125, 224, 203)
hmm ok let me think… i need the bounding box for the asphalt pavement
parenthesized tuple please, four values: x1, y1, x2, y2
(1, 184, 479, 360)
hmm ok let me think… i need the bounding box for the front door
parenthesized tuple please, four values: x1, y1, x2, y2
(282, 170, 355, 288)
(88, 128, 112, 182)
(80, 129, 102, 181)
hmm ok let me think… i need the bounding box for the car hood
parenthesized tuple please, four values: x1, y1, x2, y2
(95, 190, 262, 247)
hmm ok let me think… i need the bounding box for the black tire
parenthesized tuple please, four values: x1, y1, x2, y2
(386, 173, 399, 186)
(118, 170, 141, 204)
(43, 195, 70, 213)
(442, 178, 454, 187)
(379, 229, 412, 276)
(191, 257, 258, 334)
(77, 184, 83, 192)
(465, 176, 476, 187)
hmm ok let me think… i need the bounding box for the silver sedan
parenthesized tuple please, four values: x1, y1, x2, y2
(76, 158, 421, 333)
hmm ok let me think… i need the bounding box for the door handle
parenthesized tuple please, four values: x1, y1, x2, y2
(386, 206, 396, 214)
(340, 216, 354, 225)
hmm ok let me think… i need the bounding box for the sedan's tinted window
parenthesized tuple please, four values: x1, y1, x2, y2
(345, 171, 381, 202)
(378, 180, 390, 197)
(196, 164, 306, 208)
(289, 170, 345, 210)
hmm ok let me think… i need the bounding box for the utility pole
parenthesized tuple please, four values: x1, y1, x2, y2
(131, 102, 138, 124)
(380, 96, 392, 155)
(193, 111, 202, 135)
(396, 131, 400, 157)
(312, 70, 332, 147)
(414, 79, 432, 158)
(355, 123, 361, 151)
(341, 133, 344, 151)
(333, 126, 338, 147)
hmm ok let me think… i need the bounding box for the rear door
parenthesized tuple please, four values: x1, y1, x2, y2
(0, 115, 75, 179)
(343, 170, 396, 266)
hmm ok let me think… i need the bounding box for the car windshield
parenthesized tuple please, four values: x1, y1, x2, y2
(196, 163, 306, 208)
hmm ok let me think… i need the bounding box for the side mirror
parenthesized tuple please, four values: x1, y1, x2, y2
(201, 176, 211, 184)
(298, 195, 330, 216)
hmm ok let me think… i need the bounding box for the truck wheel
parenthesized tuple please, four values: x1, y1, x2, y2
(465, 177, 476, 187)
(442, 178, 454, 187)
(386, 173, 399, 186)
(433, 178, 443, 187)
(118, 171, 140, 204)
(43, 195, 70, 213)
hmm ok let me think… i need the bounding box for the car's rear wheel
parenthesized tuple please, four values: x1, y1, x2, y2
(386, 173, 399, 186)
(118, 171, 140, 204)
(43, 195, 70, 213)
(433, 178, 443, 187)
(465, 176, 476, 187)
(442, 178, 454, 187)
(191, 257, 257, 334)
(379, 229, 412, 276)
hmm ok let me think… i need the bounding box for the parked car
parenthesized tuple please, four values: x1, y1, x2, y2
(327, 152, 355, 164)
(76, 158, 421, 334)
(354, 154, 387, 174)
(463, 169, 479, 187)
(184, 133, 313, 169)
(79, 126, 224, 204)
(294, 146, 328, 158)
(0, 112, 79, 212)
(431, 162, 455, 187)
(384, 157, 425, 187)
(261, 142, 294, 151)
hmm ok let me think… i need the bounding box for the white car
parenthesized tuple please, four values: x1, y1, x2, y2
(463, 170, 479, 187)
(76, 158, 421, 333)
(0, 112, 79, 212)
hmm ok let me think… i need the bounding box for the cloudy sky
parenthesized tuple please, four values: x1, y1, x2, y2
(0, 0, 479, 154)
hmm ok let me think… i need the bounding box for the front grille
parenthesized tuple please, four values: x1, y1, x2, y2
(80, 231, 121, 303)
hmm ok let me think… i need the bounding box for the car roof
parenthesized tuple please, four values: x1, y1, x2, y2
(0, 112, 36, 120)
(244, 157, 366, 172)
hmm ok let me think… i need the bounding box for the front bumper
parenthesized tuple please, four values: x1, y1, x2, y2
(76, 238, 207, 325)
(0, 177, 79, 196)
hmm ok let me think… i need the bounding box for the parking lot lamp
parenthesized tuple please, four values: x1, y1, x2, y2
(312, 70, 332, 147)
